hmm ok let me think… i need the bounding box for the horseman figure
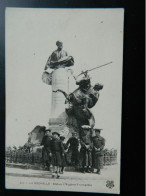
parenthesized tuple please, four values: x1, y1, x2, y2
(55, 72, 103, 129)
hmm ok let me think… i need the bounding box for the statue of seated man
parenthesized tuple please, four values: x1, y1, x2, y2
(44, 41, 74, 70)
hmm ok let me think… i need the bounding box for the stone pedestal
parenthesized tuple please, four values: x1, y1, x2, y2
(49, 68, 70, 136)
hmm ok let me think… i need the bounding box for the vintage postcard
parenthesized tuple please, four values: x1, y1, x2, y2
(5, 8, 124, 194)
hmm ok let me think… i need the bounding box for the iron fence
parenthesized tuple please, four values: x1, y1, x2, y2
(5, 148, 117, 166)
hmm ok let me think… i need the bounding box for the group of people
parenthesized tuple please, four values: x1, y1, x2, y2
(41, 125, 105, 179)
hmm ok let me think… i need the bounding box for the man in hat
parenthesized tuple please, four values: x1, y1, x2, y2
(80, 125, 93, 173)
(50, 132, 64, 178)
(41, 129, 52, 171)
(66, 132, 79, 167)
(44, 41, 68, 70)
(92, 128, 105, 174)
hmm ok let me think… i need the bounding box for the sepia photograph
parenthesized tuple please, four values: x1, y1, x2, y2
(5, 8, 124, 194)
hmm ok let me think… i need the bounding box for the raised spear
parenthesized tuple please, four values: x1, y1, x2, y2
(77, 61, 113, 77)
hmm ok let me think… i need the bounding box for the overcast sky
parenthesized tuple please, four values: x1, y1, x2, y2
(6, 8, 124, 154)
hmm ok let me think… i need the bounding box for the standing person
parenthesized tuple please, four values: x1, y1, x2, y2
(92, 128, 105, 174)
(41, 129, 52, 171)
(60, 136, 68, 174)
(66, 132, 79, 167)
(80, 125, 93, 173)
(50, 132, 64, 178)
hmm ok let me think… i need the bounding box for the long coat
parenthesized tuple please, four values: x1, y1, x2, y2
(92, 136, 105, 169)
(41, 136, 52, 164)
(66, 137, 79, 165)
(50, 138, 64, 167)
(80, 134, 93, 167)
(61, 142, 68, 167)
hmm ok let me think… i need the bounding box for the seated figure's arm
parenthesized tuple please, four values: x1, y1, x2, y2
(44, 51, 56, 70)
(44, 56, 51, 70)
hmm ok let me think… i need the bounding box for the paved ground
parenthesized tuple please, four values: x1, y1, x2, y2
(6, 165, 118, 180)
(5, 165, 120, 194)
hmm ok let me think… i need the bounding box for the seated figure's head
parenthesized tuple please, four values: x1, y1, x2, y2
(56, 41, 63, 50)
